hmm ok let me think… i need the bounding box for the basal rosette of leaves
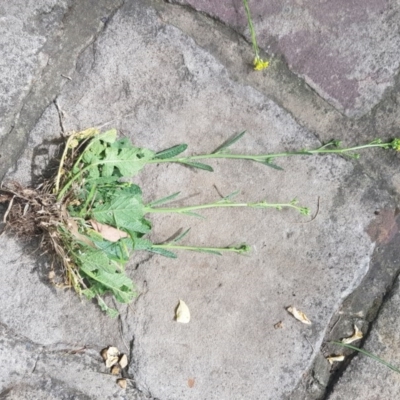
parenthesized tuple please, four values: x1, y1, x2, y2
(1, 128, 399, 316)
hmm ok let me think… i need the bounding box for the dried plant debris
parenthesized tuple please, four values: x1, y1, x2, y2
(286, 306, 312, 325)
(102, 346, 120, 368)
(119, 354, 128, 369)
(117, 379, 127, 389)
(274, 321, 283, 329)
(341, 325, 363, 344)
(1, 128, 398, 315)
(176, 299, 191, 323)
(101, 346, 129, 388)
(327, 355, 345, 365)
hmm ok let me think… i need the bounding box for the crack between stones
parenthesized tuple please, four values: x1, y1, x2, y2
(287, 210, 400, 399)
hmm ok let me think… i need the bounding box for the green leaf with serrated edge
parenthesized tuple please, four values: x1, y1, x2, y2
(89, 236, 133, 263)
(82, 139, 106, 165)
(91, 194, 150, 234)
(97, 297, 119, 318)
(101, 146, 155, 177)
(98, 129, 117, 143)
(110, 137, 134, 149)
(82, 288, 96, 300)
(173, 228, 191, 243)
(154, 144, 188, 159)
(212, 131, 246, 154)
(147, 192, 181, 207)
(181, 161, 213, 171)
(132, 237, 152, 251)
(148, 247, 178, 258)
(260, 161, 284, 171)
(79, 265, 135, 303)
(77, 248, 118, 274)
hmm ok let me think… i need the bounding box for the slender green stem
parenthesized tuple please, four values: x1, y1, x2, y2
(145, 200, 310, 216)
(242, 0, 259, 59)
(79, 184, 97, 217)
(146, 140, 393, 167)
(152, 243, 250, 254)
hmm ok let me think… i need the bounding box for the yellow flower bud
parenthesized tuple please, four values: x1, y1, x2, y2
(253, 57, 269, 71)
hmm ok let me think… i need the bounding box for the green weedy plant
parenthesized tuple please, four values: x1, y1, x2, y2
(1, 128, 399, 316)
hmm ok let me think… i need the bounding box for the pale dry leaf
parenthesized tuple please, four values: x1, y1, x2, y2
(66, 217, 95, 248)
(286, 306, 312, 325)
(117, 378, 127, 389)
(327, 355, 345, 365)
(111, 364, 121, 375)
(100, 348, 108, 361)
(105, 346, 120, 368)
(176, 300, 190, 323)
(119, 354, 128, 369)
(90, 219, 129, 242)
(274, 321, 283, 329)
(342, 325, 363, 344)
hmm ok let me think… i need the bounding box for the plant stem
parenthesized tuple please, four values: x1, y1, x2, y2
(145, 199, 310, 216)
(152, 243, 250, 254)
(146, 140, 393, 167)
(242, 0, 259, 59)
(331, 341, 400, 374)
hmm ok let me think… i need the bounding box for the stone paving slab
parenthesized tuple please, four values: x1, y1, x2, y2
(173, 0, 400, 117)
(1, 1, 400, 399)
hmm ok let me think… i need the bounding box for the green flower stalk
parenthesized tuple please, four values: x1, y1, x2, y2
(148, 134, 400, 172)
(145, 198, 310, 217)
(242, 0, 269, 70)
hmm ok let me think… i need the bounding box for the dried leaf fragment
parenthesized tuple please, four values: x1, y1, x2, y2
(119, 354, 128, 369)
(176, 300, 190, 323)
(117, 378, 127, 389)
(111, 364, 121, 375)
(327, 355, 345, 365)
(274, 321, 283, 329)
(342, 325, 363, 344)
(100, 348, 108, 361)
(90, 219, 129, 242)
(188, 378, 195, 388)
(286, 306, 312, 325)
(101, 346, 120, 368)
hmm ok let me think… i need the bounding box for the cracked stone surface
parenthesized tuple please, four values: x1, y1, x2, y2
(1, 0, 400, 399)
(328, 275, 400, 399)
(173, 0, 400, 117)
